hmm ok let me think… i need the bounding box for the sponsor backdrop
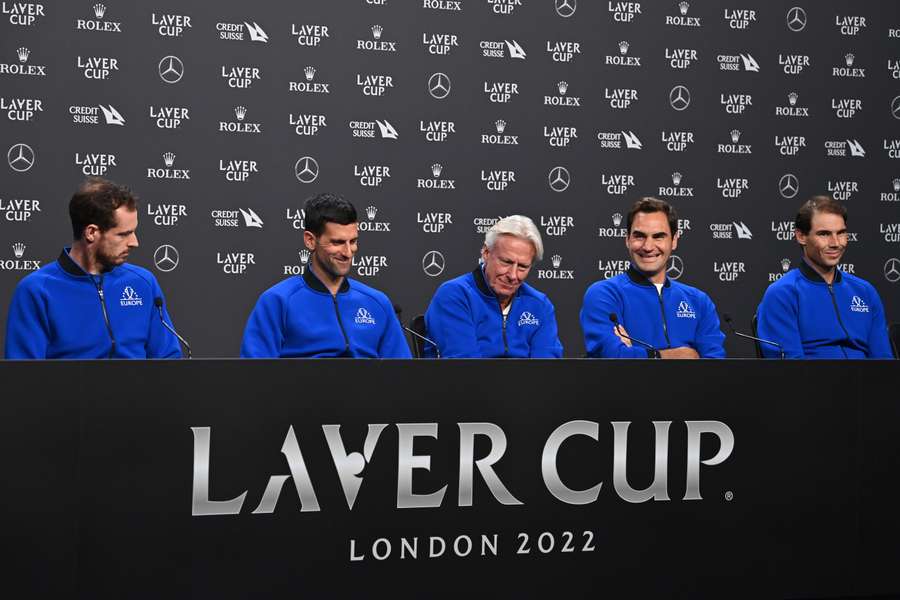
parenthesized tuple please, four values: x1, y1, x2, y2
(1, 0, 899, 357)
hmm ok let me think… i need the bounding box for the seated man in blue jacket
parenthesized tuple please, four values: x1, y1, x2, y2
(4, 177, 182, 359)
(424, 215, 563, 358)
(241, 193, 410, 358)
(581, 197, 725, 359)
(756, 196, 892, 359)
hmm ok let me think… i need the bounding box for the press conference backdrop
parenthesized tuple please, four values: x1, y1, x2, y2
(1, 0, 899, 357)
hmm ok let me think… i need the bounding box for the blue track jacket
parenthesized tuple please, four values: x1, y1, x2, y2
(424, 267, 563, 358)
(756, 259, 892, 359)
(4, 248, 182, 359)
(581, 267, 726, 358)
(241, 267, 411, 358)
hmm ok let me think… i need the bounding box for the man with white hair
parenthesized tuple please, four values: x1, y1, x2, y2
(424, 215, 563, 358)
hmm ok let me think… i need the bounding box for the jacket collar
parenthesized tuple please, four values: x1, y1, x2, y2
(798, 256, 842, 284)
(57, 247, 113, 277)
(626, 265, 670, 288)
(471, 265, 523, 300)
(302, 263, 350, 294)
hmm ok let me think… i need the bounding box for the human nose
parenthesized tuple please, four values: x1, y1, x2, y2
(130, 233, 139, 248)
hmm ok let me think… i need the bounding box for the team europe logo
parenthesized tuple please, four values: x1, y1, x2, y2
(517, 312, 540, 326)
(354, 308, 376, 325)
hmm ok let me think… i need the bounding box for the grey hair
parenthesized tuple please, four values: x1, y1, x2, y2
(484, 215, 544, 261)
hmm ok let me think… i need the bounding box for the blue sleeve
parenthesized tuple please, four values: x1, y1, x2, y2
(530, 296, 563, 358)
(757, 283, 804, 359)
(425, 283, 482, 358)
(240, 291, 285, 358)
(580, 282, 650, 359)
(146, 279, 182, 358)
(864, 285, 894, 359)
(4, 278, 49, 359)
(378, 297, 412, 358)
(694, 293, 726, 358)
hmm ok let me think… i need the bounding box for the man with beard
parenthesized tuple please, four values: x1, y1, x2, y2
(756, 196, 892, 358)
(241, 193, 410, 358)
(4, 177, 182, 358)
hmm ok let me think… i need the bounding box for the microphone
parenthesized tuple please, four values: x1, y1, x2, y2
(721, 313, 784, 359)
(609, 312, 660, 358)
(402, 326, 441, 359)
(154, 297, 192, 359)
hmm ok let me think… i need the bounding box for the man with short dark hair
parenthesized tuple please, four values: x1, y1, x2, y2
(757, 196, 892, 359)
(241, 193, 410, 358)
(4, 177, 182, 359)
(580, 197, 725, 358)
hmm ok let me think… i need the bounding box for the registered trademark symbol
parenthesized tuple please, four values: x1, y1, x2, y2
(725, 491, 734, 501)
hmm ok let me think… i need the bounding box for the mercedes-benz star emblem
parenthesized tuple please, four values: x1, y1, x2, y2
(669, 85, 691, 111)
(891, 95, 900, 120)
(778, 173, 799, 199)
(667, 255, 684, 280)
(548, 166, 570, 192)
(158, 55, 184, 84)
(885, 258, 900, 283)
(427, 72, 451, 99)
(7, 143, 34, 172)
(786, 7, 807, 32)
(555, 0, 576, 18)
(422, 251, 445, 277)
(153, 245, 179, 272)
(294, 156, 319, 183)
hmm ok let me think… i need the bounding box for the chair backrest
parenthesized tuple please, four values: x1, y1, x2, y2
(408, 315, 428, 358)
(890, 322, 900, 359)
(751, 313, 763, 358)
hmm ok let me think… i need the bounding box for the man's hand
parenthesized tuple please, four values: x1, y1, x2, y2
(658, 347, 700, 359)
(613, 324, 632, 347)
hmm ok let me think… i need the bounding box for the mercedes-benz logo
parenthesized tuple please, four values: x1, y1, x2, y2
(885, 258, 900, 283)
(422, 250, 445, 277)
(669, 85, 691, 111)
(667, 255, 684, 280)
(786, 7, 807, 32)
(158, 55, 184, 84)
(891, 95, 900, 120)
(548, 166, 570, 192)
(7, 143, 34, 172)
(427, 72, 451, 99)
(294, 156, 319, 183)
(555, 0, 576, 18)
(778, 173, 799, 199)
(153, 244, 179, 272)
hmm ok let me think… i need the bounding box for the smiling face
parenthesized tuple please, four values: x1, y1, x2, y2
(481, 234, 536, 306)
(304, 221, 359, 282)
(91, 206, 139, 269)
(626, 211, 678, 284)
(796, 210, 847, 276)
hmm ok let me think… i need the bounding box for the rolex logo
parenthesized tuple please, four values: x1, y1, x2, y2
(371, 25, 383, 40)
(12, 242, 25, 258)
(672, 172, 683, 186)
(431, 163, 443, 177)
(304, 66, 316, 81)
(845, 53, 855, 67)
(730, 129, 741, 143)
(618, 40, 629, 55)
(788, 92, 798, 106)
(894, 178, 900, 192)
(17, 47, 30, 63)
(679, 1, 689, 16)
(612, 213, 623, 227)
(495, 119, 506, 134)
(781, 258, 791, 272)
(234, 106, 246, 121)
(299, 249, 310, 265)
(551, 254, 562, 268)
(557, 81, 568, 95)
(93, 2, 106, 18)
(366, 205, 377, 220)
(163, 152, 175, 167)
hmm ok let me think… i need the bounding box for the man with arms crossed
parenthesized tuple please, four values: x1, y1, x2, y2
(5, 177, 182, 359)
(241, 193, 410, 358)
(756, 196, 892, 359)
(424, 215, 563, 358)
(581, 197, 725, 358)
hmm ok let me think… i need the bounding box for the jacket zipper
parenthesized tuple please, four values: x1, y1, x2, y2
(499, 298, 512, 356)
(332, 294, 351, 355)
(656, 287, 671, 348)
(827, 283, 850, 358)
(92, 275, 117, 358)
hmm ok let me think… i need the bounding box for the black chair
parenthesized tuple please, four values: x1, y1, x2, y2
(408, 315, 428, 358)
(751, 314, 763, 358)
(890, 322, 900, 359)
